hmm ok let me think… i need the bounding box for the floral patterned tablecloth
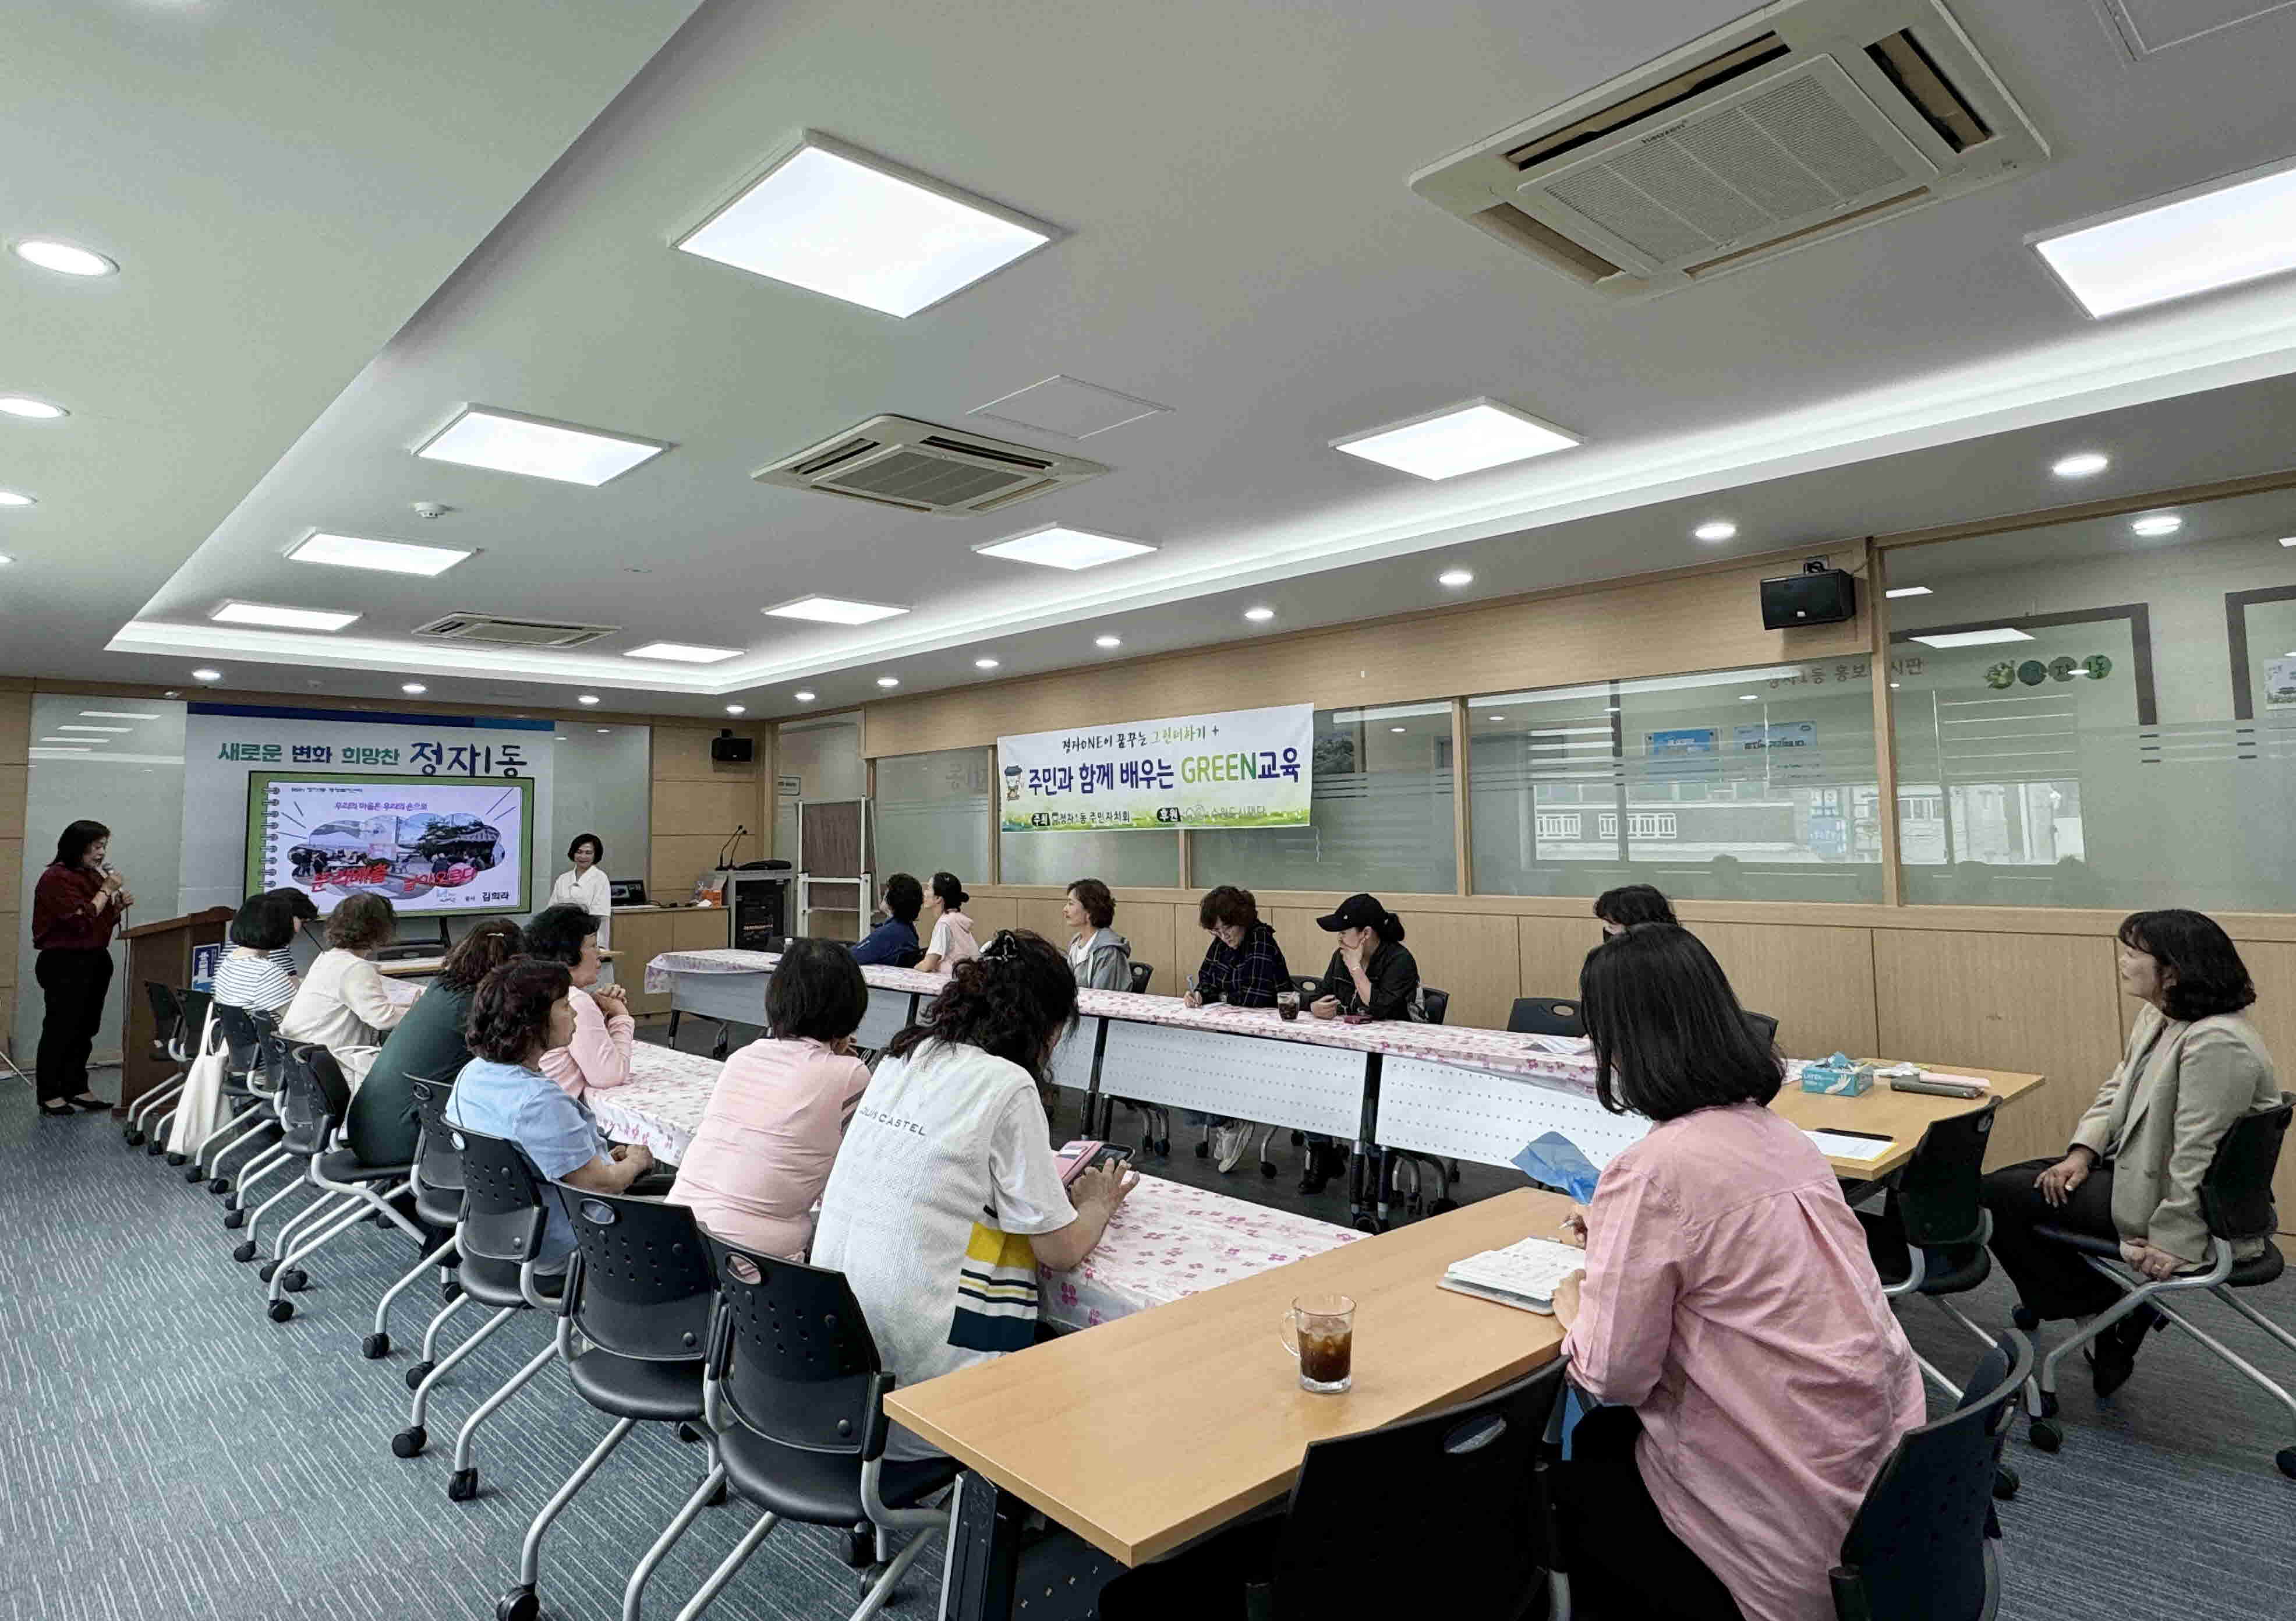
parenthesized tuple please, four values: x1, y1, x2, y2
(596, 1042, 1357, 1329)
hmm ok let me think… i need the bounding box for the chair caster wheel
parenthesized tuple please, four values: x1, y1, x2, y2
(2277, 1447, 2296, 1481)
(447, 1467, 479, 1502)
(676, 1422, 703, 1443)
(362, 1332, 390, 1360)
(2035, 1390, 2058, 1419)
(167, 1153, 189, 1167)
(1153, 1137, 1170, 1157)
(2028, 1417, 2061, 1452)
(858, 1561, 898, 1603)
(1290, 1131, 1306, 1146)
(392, 1426, 427, 1459)
(845, 1527, 877, 1568)
(1195, 1140, 1209, 1158)
(267, 1299, 294, 1323)
(1428, 1198, 1459, 1216)
(147, 1141, 165, 1156)
(495, 1585, 539, 1621)
(1352, 1216, 1385, 1234)
(441, 1280, 463, 1304)
(125, 1130, 144, 1147)
(405, 1361, 435, 1392)
(1260, 1161, 1278, 1178)
(258, 1260, 280, 1282)
(281, 1269, 309, 1293)
(232, 1239, 258, 1263)
(223, 1209, 247, 1230)
(1993, 1465, 2020, 1500)
(2012, 1305, 2040, 1331)
(208, 1177, 231, 1195)
(185, 1166, 206, 1183)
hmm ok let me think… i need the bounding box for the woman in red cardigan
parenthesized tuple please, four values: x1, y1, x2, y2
(30, 819, 135, 1116)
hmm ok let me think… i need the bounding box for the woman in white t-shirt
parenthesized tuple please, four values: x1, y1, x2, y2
(811, 930, 1134, 1460)
(914, 870, 979, 974)
(546, 831, 612, 951)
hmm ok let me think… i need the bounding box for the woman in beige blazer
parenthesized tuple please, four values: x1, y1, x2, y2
(1983, 908, 2279, 1396)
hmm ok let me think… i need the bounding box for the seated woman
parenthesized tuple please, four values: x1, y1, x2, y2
(851, 872, 925, 967)
(667, 938, 873, 1259)
(447, 960, 665, 1270)
(266, 887, 321, 972)
(1982, 908, 2279, 1396)
(279, 892, 417, 1088)
(1061, 878, 1134, 990)
(212, 891, 301, 1019)
(1300, 893, 1420, 1193)
(916, 871, 981, 973)
(1594, 881, 1676, 936)
(811, 930, 1135, 1460)
(348, 918, 523, 1167)
(1553, 923, 1923, 1621)
(1180, 885, 1292, 1174)
(526, 903, 634, 1100)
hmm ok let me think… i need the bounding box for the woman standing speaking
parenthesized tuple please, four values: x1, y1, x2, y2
(31, 819, 134, 1117)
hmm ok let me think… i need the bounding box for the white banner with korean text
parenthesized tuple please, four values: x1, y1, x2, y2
(998, 705, 1314, 831)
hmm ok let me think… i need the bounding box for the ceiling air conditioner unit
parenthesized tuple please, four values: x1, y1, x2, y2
(1411, 0, 2046, 300)
(412, 613, 619, 648)
(753, 414, 1108, 515)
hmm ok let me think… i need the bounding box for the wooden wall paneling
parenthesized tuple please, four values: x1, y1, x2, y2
(1873, 930, 2125, 1168)
(2227, 940, 2296, 1232)
(0, 692, 28, 764)
(611, 910, 677, 1016)
(671, 909, 731, 952)
(1115, 900, 1177, 994)
(1395, 912, 1521, 1032)
(1164, 904, 1201, 992)
(967, 895, 1020, 939)
(1692, 921, 1878, 1062)
(1270, 907, 1334, 988)
(859, 546, 1869, 755)
(1518, 915, 1601, 1005)
(650, 778, 753, 839)
(650, 835, 728, 898)
(1013, 897, 1067, 944)
(0, 765, 24, 841)
(652, 725, 762, 782)
(0, 915, 16, 995)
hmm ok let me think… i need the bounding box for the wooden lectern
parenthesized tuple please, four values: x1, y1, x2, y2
(118, 906, 235, 1116)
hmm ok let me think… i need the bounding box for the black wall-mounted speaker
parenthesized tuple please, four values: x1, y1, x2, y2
(1760, 569, 1858, 630)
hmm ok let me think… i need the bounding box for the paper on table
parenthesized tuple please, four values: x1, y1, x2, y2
(1805, 1128, 1894, 1163)
(1517, 1033, 1593, 1055)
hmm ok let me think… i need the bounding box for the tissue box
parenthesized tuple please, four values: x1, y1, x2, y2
(1801, 1053, 1875, 1096)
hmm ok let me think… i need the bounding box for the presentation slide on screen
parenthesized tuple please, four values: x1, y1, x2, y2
(245, 772, 532, 918)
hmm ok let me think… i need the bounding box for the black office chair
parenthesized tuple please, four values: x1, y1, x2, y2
(127, 981, 189, 1148)
(394, 1126, 561, 1476)
(1828, 1331, 2030, 1621)
(1101, 1360, 1566, 1620)
(1507, 997, 1583, 1037)
(190, 1001, 273, 1192)
(363, 1076, 465, 1362)
(153, 984, 207, 1161)
(263, 1045, 424, 1323)
(1127, 960, 1154, 994)
(649, 1242, 959, 1621)
(224, 1010, 305, 1245)
(493, 1191, 721, 1621)
(1386, 987, 1459, 1219)
(1098, 963, 1162, 1147)
(1858, 1101, 2003, 1397)
(1746, 1009, 1781, 1048)
(2022, 1096, 2295, 1476)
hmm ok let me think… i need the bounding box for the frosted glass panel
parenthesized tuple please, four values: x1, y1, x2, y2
(999, 827, 1180, 888)
(1193, 705, 1455, 895)
(875, 747, 993, 887)
(1469, 663, 1884, 902)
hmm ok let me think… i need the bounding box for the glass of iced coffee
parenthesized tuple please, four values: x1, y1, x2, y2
(1279, 1292, 1356, 1393)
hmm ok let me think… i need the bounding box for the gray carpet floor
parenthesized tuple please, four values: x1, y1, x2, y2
(6, 1037, 2294, 1620)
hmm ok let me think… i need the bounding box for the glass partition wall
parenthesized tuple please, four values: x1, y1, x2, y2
(865, 479, 2296, 914)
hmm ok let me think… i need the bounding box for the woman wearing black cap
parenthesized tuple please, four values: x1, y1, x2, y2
(1308, 893, 1420, 1023)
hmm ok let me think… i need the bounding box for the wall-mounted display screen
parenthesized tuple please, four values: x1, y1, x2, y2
(245, 771, 532, 917)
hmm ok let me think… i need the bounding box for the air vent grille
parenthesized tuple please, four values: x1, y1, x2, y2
(413, 613, 618, 648)
(754, 414, 1107, 515)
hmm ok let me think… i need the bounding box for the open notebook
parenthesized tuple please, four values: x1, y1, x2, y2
(1438, 1235, 1586, 1315)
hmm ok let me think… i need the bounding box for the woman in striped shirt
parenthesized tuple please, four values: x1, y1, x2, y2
(213, 891, 300, 1016)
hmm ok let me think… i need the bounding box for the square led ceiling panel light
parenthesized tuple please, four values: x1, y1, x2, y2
(1333, 398, 1580, 480)
(416, 407, 667, 486)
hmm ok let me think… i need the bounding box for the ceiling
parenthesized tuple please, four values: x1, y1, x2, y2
(10, 0, 2296, 721)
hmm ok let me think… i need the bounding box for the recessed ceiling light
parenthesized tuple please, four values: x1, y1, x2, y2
(190, 668, 223, 681)
(1438, 568, 1474, 587)
(725, 704, 747, 715)
(1332, 398, 1579, 480)
(675, 132, 1057, 319)
(415, 405, 667, 486)
(876, 676, 900, 688)
(1890, 682, 1902, 688)
(2051, 451, 2109, 478)
(974, 657, 1000, 670)
(1485, 714, 1506, 721)
(79, 711, 159, 719)
(2033, 158, 2296, 318)
(57, 725, 130, 733)
(1910, 627, 2035, 648)
(577, 694, 600, 705)
(401, 683, 427, 695)
(0, 490, 35, 506)
(972, 525, 1156, 571)
(286, 531, 472, 576)
(0, 552, 12, 565)
(1884, 586, 1933, 599)
(763, 596, 908, 626)
(597, 728, 611, 734)
(625, 641, 742, 663)
(1389, 725, 1407, 733)
(210, 601, 360, 631)
(0, 395, 66, 419)
(2280, 536, 2296, 548)
(13, 239, 116, 277)
(2130, 514, 2182, 536)
(1693, 520, 1738, 542)
(34, 744, 92, 752)
(793, 690, 816, 701)
(1738, 693, 1760, 701)
(1243, 607, 1275, 623)
(1094, 635, 1122, 649)
(41, 736, 97, 744)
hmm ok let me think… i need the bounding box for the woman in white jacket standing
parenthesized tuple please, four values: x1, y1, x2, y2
(546, 831, 612, 951)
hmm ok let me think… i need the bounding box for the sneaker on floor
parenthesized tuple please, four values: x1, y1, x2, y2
(1211, 1122, 1249, 1173)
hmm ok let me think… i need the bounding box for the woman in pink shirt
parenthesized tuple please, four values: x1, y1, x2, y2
(667, 938, 872, 1259)
(915, 871, 980, 973)
(1552, 924, 1926, 1621)
(526, 903, 634, 1100)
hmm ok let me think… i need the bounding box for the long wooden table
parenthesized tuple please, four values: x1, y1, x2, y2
(889, 1186, 1570, 1602)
